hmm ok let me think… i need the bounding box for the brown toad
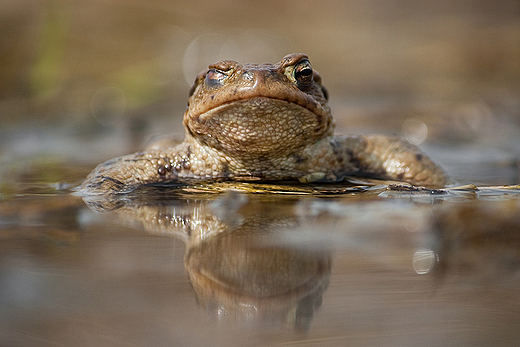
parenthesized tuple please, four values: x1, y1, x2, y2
(79, 53, 448, 194)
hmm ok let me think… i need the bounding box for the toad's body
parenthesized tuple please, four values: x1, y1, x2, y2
(80, 53, 448, 194)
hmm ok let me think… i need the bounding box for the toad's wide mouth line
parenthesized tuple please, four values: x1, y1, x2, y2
(194, 96, 323, 121)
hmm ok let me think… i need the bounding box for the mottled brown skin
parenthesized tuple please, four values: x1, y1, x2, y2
(80, 53, 448, 195)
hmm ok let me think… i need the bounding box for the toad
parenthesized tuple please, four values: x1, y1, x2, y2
(80, 53, 448, 194)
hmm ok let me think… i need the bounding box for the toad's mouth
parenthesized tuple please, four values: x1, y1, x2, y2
(186, 97, 332, 155)
(198, 96, 320, 119)
(192, 93, 329, 124)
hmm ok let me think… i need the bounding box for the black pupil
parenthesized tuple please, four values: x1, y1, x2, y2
(295, 62, 313, 85)
(298, 68, 311, 77)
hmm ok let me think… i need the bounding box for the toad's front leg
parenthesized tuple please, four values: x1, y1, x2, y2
(334, 135, 449, 187)
(78, 143, 196, 195)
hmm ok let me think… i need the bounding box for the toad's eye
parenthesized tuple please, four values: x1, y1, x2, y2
(294, 60, 313, 88)
(205, 69, 227, 88)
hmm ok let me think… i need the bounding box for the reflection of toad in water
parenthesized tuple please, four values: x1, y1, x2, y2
(83, 191, 331, 331)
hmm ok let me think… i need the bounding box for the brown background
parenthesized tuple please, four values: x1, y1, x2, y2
(1, 0, 519, 168)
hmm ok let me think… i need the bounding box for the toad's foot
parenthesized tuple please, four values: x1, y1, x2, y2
(335, 135, 449, 187)
(77, 148, 192, 195)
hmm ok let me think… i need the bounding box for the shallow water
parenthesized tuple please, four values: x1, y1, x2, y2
(1, 161, 520, 347)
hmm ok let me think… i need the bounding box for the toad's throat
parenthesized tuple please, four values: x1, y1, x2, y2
(188, 97, 329, 155)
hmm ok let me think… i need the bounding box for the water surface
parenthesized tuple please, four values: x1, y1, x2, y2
(1, 162, 519, 346)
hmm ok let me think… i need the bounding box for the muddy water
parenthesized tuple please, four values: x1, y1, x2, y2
(1, 162, 519, 346)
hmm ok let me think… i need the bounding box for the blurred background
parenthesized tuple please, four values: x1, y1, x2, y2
(1, 0, 519, 183)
